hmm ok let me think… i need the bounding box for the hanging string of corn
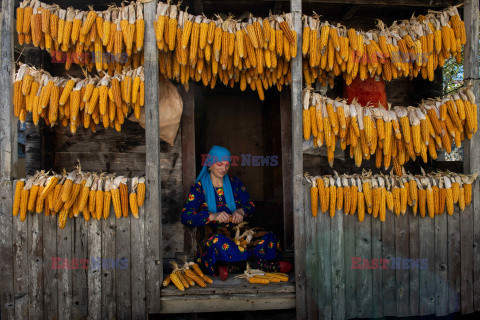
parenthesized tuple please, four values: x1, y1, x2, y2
(306, 171, 478, 222)
(11, 167, 146, 229)
(154, 1, 297, 100)
(302, 86, 478, 174)
(16, 0, 144, 73)
(301, 5, 465, 88)
(13, 63, 144, 133)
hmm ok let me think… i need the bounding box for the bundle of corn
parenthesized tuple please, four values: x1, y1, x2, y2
(12, 167, 146, 228)
(16, 0, 144, 73)
(162, 261, 213, 291)
(306, 171, 478, 222)
(302, 86, 478, 174)
(13, 63, 145, 133)
(154, 1, 297, 100)
(302, 5, 466, 87)
(234, 263, 289, 284)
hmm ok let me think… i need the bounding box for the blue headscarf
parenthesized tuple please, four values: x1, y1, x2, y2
(195, 146, 237, 213)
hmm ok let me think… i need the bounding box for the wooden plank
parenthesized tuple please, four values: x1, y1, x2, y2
(116, 215, 131, 320)
(159, 293, 296, 314)
(43, 215, 58, 320)
(290, 0, 304, 317)
(28, 210, 44, 319)
(409, 209, 420, 316)
(462, 1, 479, 313)
(371, 214, 383, 318)
(101, 217, 116, 319)
(72, 218, 88, 319)
(356, 214, 372, 317)
(0, 0, 18, 181)
(13, 207, 28, 319)
(87, 218, 102, 320)
(280, 91, 293, 249)
(435, 212, 449, 316)
(448, 211, 461, 313)
(179, 85, 196, 253)
(344, 212, 357, 320)
(316, 204, 331, 319)
(218, 0, 455, 6)
(0, 182, 15, 320)
(162, 277, 296, 296)
(143, 0, 162, 314)
(331, 211, 345, 320)
(419, 216, 435, 316)
(382, 210, 396, 316)
(56, 218, 73, 320)
(131, 205, 146, 319)
(395, 212, 410, 317)
(304, 191, 317, 320)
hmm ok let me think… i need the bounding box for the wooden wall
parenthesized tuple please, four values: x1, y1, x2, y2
(44, 120, 184, 257)
(0, 180, 150, 319)
(303, 182, 480, 319)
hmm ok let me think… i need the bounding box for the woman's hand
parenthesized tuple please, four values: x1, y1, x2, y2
(232, 209, 245, 224)
(209, 211, 230, 223)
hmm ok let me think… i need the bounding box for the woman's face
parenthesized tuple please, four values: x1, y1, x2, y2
(209, 161, 230, 179)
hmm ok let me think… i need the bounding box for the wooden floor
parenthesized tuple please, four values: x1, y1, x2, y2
(159, 276, 296, 314)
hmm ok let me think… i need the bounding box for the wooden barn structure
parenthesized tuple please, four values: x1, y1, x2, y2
(0, 0, 479, 319)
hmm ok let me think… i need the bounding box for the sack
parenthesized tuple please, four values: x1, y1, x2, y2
(129, 78, 183, 146)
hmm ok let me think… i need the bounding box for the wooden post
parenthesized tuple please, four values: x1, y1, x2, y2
(462, 0, 479, 313)
(0, 0, 17, 180)
(290, 0, 305, 318)
(280, 91, 293, 249)
(0, 1, 16, 320)
(143, 0, 162, 315)
(179, 84, 196, 252)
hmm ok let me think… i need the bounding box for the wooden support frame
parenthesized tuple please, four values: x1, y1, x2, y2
(0, 1, 16, 320)
(143, 0, 162, 315)
(463, 0, 479, 313)
(290, 0, 305, 318)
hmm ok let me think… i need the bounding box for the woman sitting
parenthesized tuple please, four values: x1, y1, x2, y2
(181, 146, 292, 280)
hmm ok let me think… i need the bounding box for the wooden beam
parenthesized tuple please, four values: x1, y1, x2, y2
(0, 4, 16, 318)
(143, 0, 162, 315)
(280, 91, 293, 249)
(179, 84, 196, 253)
(204, 0, 457, 7)
(462, 0, 479, 313)
(290, 0, 305, 319)
(0, 0, 17, 181)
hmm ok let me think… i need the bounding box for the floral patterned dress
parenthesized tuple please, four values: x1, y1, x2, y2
(181, 175, 280, 275)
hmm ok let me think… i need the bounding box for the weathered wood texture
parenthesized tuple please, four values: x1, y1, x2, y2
(290, 0, 305, 319)
(144, 0, 162, 315)
(1, 185, 149, 319)
(462, 0, 479, 314)
(303, 184, 479, 319)
(0, 0, 17, 181)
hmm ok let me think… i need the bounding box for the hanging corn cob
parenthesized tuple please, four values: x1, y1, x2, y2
(12, 168, 146, 227)
(301, 5, 466, 87)
(154, 2, 297, 100)
(14, 63, 145, 133)
(17, 0, 145, 73)
(302, 86, 478, 172)
(306, 171, 478, 222)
